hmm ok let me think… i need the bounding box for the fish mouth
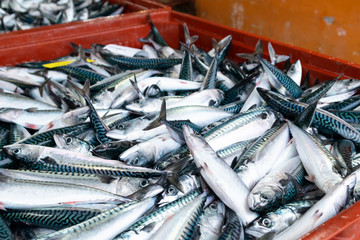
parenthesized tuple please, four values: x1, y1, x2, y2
(125, 104, 143, 113)
(2, 146, 11, 156)
(245, 225, 270, 238)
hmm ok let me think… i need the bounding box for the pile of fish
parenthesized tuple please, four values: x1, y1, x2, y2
(0, 17, 360, 240)
(0, 0, 124, 32)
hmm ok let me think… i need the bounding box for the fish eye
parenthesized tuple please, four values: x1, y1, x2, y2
(132, 157, 139, 165)
(260, 113, 268, 119)
(118, 125, 124, 130)
(12, 148, 21, 155)
(261, 218, 272, 228)
(139, 179, 149, 188)
(92, 98, 100, 103)
(260, 194, 269, 202)
(209, 203, 218, 211)
(65, 137, 72, 144)
(166, 186, 177, 195)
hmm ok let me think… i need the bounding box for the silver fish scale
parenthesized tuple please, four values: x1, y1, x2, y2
(203, 106, 270, 141)
(217, 139, 254, 159)
(234, 124, 283, 171)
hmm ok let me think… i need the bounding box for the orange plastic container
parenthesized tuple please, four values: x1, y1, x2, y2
(0, 0, 169, 49)
(0, 9, 359, 239)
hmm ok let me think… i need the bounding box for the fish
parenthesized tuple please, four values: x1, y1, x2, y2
(183, 125, 258, 226)
(35, 196, 158, 240)
(273, 168, 359, 240)
(0, 23, 359, 240)
(246, 200, 317, 238)
(288, 121, 343, 193)
(247, 156, 305, 213)
(149, 192, 207, 240)
(0, 0, 124, 32)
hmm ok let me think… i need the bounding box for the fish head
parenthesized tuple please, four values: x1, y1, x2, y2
(126, 98, 161, 115)
(144, 84, 163, 98)
(3, 144, 40, 164)
(158, 174, 199, 206)
(107, 118, 147, 141)
(53, 134, 75, 148)
(53, 134, 90, 155)
(116, 177, 154, 196)
(0, 108, 23, 121)
(248, 187, 279, 213)
(183, 125, 217, 163)
(128, 184, 164, 200)
(200, 200, 226, 235)
(207, 89, 225, 107)
(91, 91, 113, 109)
(119, 145, 154, 167)
(64, 106, 90, 125)
(246, 215, 274, 238)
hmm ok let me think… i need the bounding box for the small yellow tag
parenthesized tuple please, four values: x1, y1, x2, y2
(43, 60, 75, 68)
(86, 59, 95, 63)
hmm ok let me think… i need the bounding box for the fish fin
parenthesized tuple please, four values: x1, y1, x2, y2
(294, 101, 318, 129)
(305, 175, 316, 183)
(39, 76, 52, 97)
(236, 53, 255, 60)
(300, 78, 337, 104)
(254, 39, 263, 58)
(25, 108, 38, 112)
(276, 55, 291, 64)
(248, 104, 258, 110)
(0, 172, 10, 182)
(280, 173, 303, 204)
(165, 157, 191, 193)
(69, 42, 81, 56)
(230, 156, 238, 169)
(163, 122, 185, 145)
(78, 44, 86, 60)
(283, 54, 292, 73)
(139, 222, 157, 233)
(40, 156, 58, 165)
(155, 173, 169, 186)
(98, 175, 118, 184)
(211, 38, 220, 55)
(184, 23, 198, 46)
(130, 75, 145, 100)
(312, 209, 323, 223)
(143, 99, 166, 131)
(268, 42, 276, 64)
(199, 176, 210, 194)
(301, 71, 311, 90)
(69, 79, 110, 134)
(0, 203, 6, 211)
(192, 225, 201, 240)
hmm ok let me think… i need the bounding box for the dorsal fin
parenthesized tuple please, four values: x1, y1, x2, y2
(130, 75, 145, 100)
(143, 99, 166, 131)
(294, 101, 318, 129)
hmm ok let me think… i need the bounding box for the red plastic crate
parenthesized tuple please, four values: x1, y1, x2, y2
(0, 0, 169, 50)
(0, 9, 359, 239)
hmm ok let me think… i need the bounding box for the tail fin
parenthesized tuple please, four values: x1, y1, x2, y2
(143, 99, 166, 131)
(184, 23, 198, 47)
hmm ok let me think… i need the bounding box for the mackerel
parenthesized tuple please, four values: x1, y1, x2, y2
(149, 192, 206, 240)
(183, 125, 258, 226)
(0, 175, 128, 209)
(288, 121, 343, 193)
(115, 189, 202, 240)
(3, 144, 166, 178)
(257, 88, 360, 143)
(35, 197, 157, 240)
(234, 123, 290, 190)
(203, 106, 278, 151)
